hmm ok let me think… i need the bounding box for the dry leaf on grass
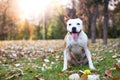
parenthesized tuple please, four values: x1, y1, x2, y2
(114, 63, 120, 71)
(6, 68, 24, 80)
(102, 69, 113, 78)
(6, 73, 22, 80)
(57, 73, 68, 77)
(112, 78, 120, 80)
(79, 70, 100, 80)
(114, 60, 120, 71)
(79, 74, 88, 80)
(35, 74, 44, 80)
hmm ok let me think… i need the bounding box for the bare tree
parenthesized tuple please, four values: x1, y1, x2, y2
(0, 0, 19, 40)
(103, 0, 109, 45)
(0, 0, 9, 40)
(91, 2, 99, 43)
(65, 0, 77, 18)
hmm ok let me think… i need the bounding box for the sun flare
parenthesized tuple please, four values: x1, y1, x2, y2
(17, 0, 70, 24)
(57, 0, 69, 6)
(17, 0, 50, 22)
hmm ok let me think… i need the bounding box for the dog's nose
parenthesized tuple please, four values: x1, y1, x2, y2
(72, 27, 76, 33)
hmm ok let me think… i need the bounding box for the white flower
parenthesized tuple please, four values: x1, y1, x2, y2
(117, 60, 120, 63)
(41, 67, 45, 71)
(43, 63, 47, 67)
(51, 62, 55, 65)
(46, 66, 52, 69)
(14, 64, 20, 67)
(44, 59, 50, 63)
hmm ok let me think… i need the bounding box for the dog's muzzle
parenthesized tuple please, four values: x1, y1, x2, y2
(70, 29, 81, 40)
(72, 27, 77, 33)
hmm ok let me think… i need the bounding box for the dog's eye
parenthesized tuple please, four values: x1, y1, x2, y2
(77, 23, 80, 25)
(69, 23, 71, 26)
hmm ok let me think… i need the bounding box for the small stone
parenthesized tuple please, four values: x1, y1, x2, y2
(69, 73, 80, 80)
(88, 74, 100, 80)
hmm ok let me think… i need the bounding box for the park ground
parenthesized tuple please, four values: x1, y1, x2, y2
(0, 39, 120, 80)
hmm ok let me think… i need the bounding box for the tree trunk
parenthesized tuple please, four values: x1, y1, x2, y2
(103, 0, 109, 45)
(0, 13, 6, 40)
(91, 4, 98, 43)
(66, 0, 77, 18)
(0, 0, 9, 40)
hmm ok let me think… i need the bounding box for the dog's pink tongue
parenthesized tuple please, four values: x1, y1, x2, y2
(72, 33, 78, 40)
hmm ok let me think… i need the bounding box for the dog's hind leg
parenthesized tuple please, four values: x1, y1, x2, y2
(80, 52, 88, 65)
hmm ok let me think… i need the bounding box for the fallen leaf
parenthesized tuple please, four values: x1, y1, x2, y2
(6, 74, 18, 80)
(57, 73, 68, 76)
(114, 63, 120, 71)
(6, 73, 22, 80)
(32, 65, 39, 70)
(105, 70, 112, 77)
(80, 74, 88, 80)
(112, 78, 120, 80)
(102, 69, 113, 78)
(35, 75, 44, 80)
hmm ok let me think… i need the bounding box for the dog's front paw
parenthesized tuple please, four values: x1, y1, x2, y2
(62, 68, 67, 72)
(90, 66, 96, 71)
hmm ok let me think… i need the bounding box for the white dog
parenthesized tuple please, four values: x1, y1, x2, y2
(62, 18, 96, 71)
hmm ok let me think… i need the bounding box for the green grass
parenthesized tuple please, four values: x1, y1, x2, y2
(0, 54, 119, 80)
(95, 52, 119, 80)
(0, 39, 120, 80)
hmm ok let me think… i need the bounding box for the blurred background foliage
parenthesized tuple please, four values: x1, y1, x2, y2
(0, 0, 119, 40)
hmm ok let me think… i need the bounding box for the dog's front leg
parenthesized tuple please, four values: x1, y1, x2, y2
(62, 49, 69, 71)
(85, 48, 96, 70)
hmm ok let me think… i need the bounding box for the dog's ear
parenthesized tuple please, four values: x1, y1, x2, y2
(78, 15, 84, 21)
(64, 15, 70, 23)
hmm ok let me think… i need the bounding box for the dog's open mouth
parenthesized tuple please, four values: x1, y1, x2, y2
(70, 31, 81, 40)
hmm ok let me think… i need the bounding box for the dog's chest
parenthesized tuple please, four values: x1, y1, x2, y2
(70, 43, 83, 59)
(66, 32, 86, 59)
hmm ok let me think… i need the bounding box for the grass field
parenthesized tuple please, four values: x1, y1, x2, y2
(0, 39, 120, 80)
